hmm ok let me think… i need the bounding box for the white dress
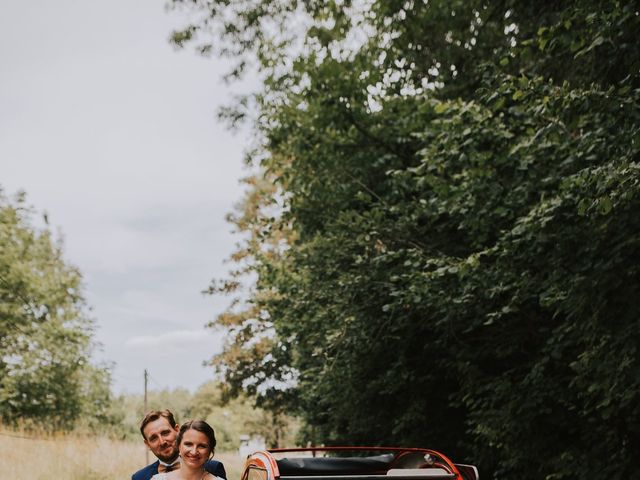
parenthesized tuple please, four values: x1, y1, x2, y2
(151, 474, 224, 480)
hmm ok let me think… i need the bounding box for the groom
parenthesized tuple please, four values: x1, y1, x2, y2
(132, 409, 227, 480)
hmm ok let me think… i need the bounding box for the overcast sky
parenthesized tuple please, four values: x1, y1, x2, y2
(1, 0, 253, 394)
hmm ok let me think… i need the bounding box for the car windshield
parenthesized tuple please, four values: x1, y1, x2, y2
(270, 448, 452, 476)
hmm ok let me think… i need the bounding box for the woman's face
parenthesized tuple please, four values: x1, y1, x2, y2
(179, 429, 212, 469)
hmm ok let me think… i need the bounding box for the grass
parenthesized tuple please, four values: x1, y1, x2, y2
(0, 429, 246, 480)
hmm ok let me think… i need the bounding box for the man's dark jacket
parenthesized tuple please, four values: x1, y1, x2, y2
(132, 459, 226, 480)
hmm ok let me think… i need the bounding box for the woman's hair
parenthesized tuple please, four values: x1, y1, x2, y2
(177, 419, 217, 451)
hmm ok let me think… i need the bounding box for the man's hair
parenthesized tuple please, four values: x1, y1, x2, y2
(177, 419, 217, 452)
(139, 409, 178, 439)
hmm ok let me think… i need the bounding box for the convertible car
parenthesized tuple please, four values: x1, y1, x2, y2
(240, 447, 479, 480)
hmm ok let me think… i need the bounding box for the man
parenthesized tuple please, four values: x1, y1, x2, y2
(132, 409, 227, 480)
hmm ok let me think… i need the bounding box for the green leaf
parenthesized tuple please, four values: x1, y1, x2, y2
(597, 196, 613, 215)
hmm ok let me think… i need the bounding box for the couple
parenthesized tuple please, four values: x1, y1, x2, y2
(132, 409, 227, 480)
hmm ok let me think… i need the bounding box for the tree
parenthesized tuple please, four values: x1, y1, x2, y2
(172, 1, 640, 477)
(109, 381, 299, 446)
(0, 190, 113, 431)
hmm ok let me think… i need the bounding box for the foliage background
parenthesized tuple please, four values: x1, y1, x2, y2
(170, 0, 640, 478)
(0, 190, 114, 431)
(108, 381, 298, 447)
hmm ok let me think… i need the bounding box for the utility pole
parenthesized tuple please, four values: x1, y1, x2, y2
(144, 369, 149, 464)
(144, 368, 149, 412)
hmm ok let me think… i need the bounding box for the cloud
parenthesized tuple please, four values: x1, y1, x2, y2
(126, 329, 220, 350)
(0, 0, 256, 394)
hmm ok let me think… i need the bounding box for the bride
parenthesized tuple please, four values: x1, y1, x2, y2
(152, 420, 225, 480)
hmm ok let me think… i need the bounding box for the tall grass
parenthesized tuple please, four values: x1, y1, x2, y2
(0, 429, 245, 480)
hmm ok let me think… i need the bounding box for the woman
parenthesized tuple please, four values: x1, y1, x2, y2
(151, 420, 224, 480)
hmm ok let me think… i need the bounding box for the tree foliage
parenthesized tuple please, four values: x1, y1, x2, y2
(111, 381, 299, 447)
(172, 1, 640, 478)
(0, 190, 113, 431)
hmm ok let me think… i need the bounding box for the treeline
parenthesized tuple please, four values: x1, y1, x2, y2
(171, 1, 640, 479)
(0, 190, 114, 432)
(109, 382, 298, 447)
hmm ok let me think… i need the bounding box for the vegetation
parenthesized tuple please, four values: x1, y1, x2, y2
(110, 381, 299, 447)
(0, 378, 286, 478)
(0, 189, 296, 450)
(0, 190, 114, 431)
(171, 0, 640, 478)
(0, 428, 245, 480)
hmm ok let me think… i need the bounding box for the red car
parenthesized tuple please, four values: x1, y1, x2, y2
(240, 447, 479, 480)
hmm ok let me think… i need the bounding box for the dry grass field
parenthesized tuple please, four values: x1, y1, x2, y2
(0, 429, 246, 480)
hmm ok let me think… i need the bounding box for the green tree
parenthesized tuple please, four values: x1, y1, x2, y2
(0, 190, 113, 431)
(172, 1, 640, 477)
(112, 381, 298, 447)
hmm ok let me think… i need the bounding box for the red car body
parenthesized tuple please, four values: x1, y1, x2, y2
(240, 447, 479, 480)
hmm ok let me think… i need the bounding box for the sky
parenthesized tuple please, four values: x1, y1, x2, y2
(1, 0, 254, 394)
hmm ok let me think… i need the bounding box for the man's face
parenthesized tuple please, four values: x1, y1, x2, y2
(143, 417, 180, 463)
